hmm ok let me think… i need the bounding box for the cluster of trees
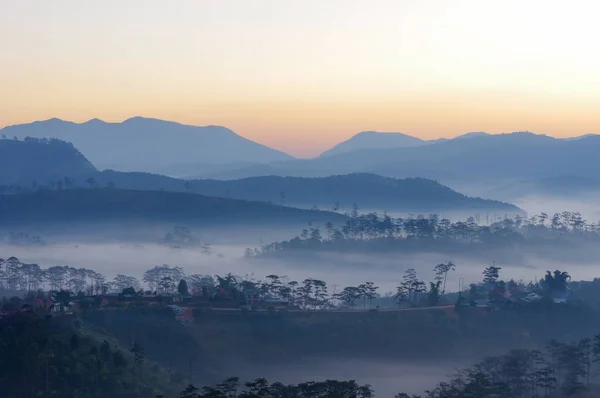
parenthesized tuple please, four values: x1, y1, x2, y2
(2, 255, 578, 315)
(391, 262, 574, 310)
(0, 310, 172, 398)
(0, 257, 107, 295)
(462, 265, 572, 307)
(202, 273, 385, 310)
(143, 265, 187, 295)
(141, 263, 569, 311)
(249, 211, 600, 257)
(395, 267, 439, 307)
(143, 267, 383, 310)
(176, 378, 373, 398)
(0, 256, 391, 311)
(0, 259, 212, 299)
(395, 335, 600, 398)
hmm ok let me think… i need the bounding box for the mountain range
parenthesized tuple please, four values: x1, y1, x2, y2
(3, 117, 599, 204)
(196, 133, 600, 189)
(317, 130, 491, 157)
(0, 117, 292, 172)
(0, 137, 520, 214)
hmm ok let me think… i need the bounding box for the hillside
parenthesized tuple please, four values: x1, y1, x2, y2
(0, 137, 96, 185)
(0, 311, 178, 398)
(85, 304, 600, 387)
(1, 117, 293, 172)
(0, 188, 344, 226)
(49, 171, 520, 213)
(185, 174, 519, 212)
(197, 133, 600, 186)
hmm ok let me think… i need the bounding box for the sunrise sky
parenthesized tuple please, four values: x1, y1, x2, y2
(2, 0, 600, 156)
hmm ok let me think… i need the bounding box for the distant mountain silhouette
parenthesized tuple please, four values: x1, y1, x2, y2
(0, 188, 344, 226)
(451, 131, 490, 140)
(198, 132, 600, 186)
(0, 137, 96, 185)
(50, 171, 519, 213)
(318, 131, 493, 157)
(0, 117, 293, 172)
(319, 131, 424, 157)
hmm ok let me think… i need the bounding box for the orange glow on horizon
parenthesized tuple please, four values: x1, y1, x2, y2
(2, 0, 599, 157)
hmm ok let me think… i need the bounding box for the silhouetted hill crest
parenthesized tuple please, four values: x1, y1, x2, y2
(0, 137, 96, 185)
(0, 188, 345, 226)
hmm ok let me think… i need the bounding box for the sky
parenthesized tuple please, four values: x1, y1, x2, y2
(2, 0, 600, 157)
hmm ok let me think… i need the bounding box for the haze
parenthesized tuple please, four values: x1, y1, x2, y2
(2, 0, 600, 156)
(5, 1, 600, 397)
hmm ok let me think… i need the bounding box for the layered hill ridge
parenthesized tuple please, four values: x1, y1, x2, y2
(1, 117, 294, 172)
(0, 188, 344, 226)
(318, 131, 493, 157)
(0, 137, 520, 213)
(40, 171, 520, 213)
(199, 132, 600, 185)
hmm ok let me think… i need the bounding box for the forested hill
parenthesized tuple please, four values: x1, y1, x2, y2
(46, 171, 520, 213)
(0, 137, 96, 185)
(0, 188, 345, 226)
(185, 174, 520, 212)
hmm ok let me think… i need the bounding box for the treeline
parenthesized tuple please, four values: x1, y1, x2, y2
(176, 379, 374, 398)
(249, 210, 600, 257)
(140, 266, 383, 310)
(0, 257, 384, 310)
(0, 256, 108, 294)
(0, 175, 112, 194)
(2, 255, 582, 316)
(0, 136, 76, 146)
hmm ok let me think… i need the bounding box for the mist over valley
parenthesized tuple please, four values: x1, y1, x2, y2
(3, 125, 600, 396)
